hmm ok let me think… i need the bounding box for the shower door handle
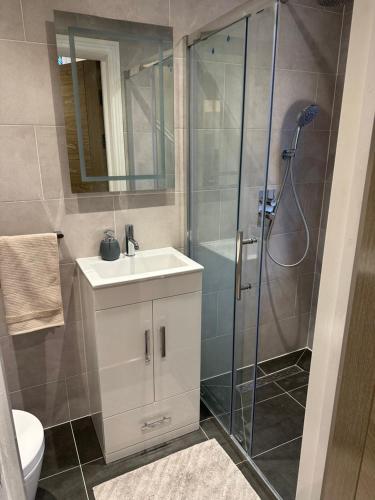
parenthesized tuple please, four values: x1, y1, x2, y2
(235, 231, 256, 301)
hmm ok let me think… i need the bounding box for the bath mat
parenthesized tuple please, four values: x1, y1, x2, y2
(93, 439, 260, 500)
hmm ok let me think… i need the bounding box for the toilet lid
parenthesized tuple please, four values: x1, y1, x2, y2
(12, 410, 45, 477)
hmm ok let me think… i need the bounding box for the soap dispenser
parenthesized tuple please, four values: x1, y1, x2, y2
(100, 230, 121, 261)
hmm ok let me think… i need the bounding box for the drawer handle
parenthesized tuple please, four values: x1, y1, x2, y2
(160, 326, 166, 358)
(141, 416, 171, 432)
(145, 329, 151, 364)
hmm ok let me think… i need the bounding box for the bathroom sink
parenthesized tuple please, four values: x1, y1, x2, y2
(77, 247, 203, 288)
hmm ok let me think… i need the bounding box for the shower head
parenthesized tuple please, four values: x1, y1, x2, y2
(296, 104, 320, 128)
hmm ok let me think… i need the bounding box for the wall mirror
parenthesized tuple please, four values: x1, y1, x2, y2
(54, 11, 174, 193)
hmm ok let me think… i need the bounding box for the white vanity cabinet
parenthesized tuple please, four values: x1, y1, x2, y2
(78, 248, 203, 463)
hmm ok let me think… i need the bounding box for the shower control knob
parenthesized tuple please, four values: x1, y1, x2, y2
(240, 284, 252, 292)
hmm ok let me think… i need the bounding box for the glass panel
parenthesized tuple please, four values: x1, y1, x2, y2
(232, 4, 278, 452)
(189, 19, 247, 430)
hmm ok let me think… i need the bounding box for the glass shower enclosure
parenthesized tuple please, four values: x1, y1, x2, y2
(189, 0, 280, 495)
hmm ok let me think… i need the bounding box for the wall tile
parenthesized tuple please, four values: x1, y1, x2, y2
(257, 313, 309, 361)
(114, 193, 185, 250)
(242, 129, 270, 188)
(0, 126, 42, 202)
(0, 200, 60, 236)
(201, 292, 218, 340)
(20, 0, 169, 44)
(0, 320, 85, 393)
(10, 379, 69, 428)
(201, 333, 233, 379)
(66, 373, 90, 420)
(0, 41, 64, 125)
(35, 126, 71, 199)
(55, 197, 115, 262)
(272, 69, 317, 130)
(170, 0, 244, 44)
(0, 0, 24, 40)
(190, 60, 225, 129)
(191, 191, 220, 243)
(296, 273, 314, 315)
(277, 3, 342, 74)
(223, 63, 244, 129)
(174, 57, 187, 130)
(315, 73, 336, 131)
(219, 189, 237, 239)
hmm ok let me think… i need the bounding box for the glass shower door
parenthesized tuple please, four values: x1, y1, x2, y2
(231, 2, 278, 455)
(189, 18, 248, 430)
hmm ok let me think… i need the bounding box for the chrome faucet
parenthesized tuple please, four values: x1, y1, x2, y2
(124, 224, 139, 257)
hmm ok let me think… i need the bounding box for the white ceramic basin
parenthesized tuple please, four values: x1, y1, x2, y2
(77, 247, 203, 288)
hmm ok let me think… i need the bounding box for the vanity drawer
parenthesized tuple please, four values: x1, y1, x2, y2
(103, 389, 199, 455)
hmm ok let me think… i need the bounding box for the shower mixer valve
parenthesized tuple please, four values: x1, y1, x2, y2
(258, 189, 276, 225)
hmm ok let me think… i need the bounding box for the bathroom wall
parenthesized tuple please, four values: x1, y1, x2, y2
(308, 1, 353, 347)
(244, 0, 350, 363)
(0, 0, 246, 427)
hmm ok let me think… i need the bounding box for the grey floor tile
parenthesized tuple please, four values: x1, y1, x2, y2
(72, 417, 103, 465)
(276, 370, 309, 392)
(257, 365, 302, 386)
(253, 438, 302, 500)
(82, 429, 207, 499)
(251, 393, 305, 456)
(40, 423, 79, 479)
(288, 385, 308, 407)
(36, 467, 87, 500)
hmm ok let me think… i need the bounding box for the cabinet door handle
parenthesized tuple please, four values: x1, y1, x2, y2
(145, 329, 151, 364)
(160, 326, 166, 358)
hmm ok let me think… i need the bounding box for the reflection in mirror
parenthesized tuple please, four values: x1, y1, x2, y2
(54, 11, 174, 193)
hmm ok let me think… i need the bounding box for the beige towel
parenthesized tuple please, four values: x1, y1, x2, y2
(0, 233, 64, 335)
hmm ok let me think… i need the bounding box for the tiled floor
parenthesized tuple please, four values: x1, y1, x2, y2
(36, 402, 276, 500)
(201, 348, 312, 500)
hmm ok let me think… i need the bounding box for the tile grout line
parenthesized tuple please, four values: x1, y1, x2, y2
(18, 0, 26, 41)
(199, 424, 210, 441)
(70, 421, 90, 500)
(252, 435, 303, 460)
(33, 125, 45, 201)
(39, 465, 82, 482)
(273, 381, 306, 410)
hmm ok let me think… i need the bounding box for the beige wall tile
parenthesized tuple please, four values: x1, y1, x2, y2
(0, 0, 24, 40)
(20, 0, 169, 44)
(272, 69, 317, 131)
(0, 41, 63, 126)
(0, 200, 60, 236)
(0, 320, 85, 393)
(170, 0, 244, 42)
(277, 3, 342, 74)
(10, 379, 69, 427)
(55, 197, 115, 262)
(0, 126, 42, 202)
(114, 193, 185, 250)
(66, 373, 90, 420)
(257, 313, 310, 361)
(35, 126, 71, 199)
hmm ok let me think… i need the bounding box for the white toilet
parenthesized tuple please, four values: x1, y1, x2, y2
(12, 410, 45, 500)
